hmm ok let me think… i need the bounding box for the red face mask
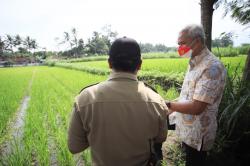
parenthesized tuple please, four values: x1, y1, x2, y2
(177, 45, 192, 58)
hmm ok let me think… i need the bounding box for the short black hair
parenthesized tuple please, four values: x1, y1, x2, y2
(109, 37, 141, 72)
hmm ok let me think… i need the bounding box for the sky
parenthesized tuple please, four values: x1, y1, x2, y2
(1, 0, 249, 51)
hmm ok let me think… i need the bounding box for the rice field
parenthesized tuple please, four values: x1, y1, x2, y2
(0, 67, 33, 144)
(71, 56, 246, 75)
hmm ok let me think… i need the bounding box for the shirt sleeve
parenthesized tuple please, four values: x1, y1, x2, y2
(155, 102, 168, 143)
(68, 102, 89, 154)
(193, 64, 225, 104)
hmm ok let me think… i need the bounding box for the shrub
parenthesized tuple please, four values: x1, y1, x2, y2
(208, 65, 250, 166)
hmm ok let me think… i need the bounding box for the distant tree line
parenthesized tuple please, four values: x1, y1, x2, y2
(56, 25, 118, 57)
(0, 25, 249, 59)
(139, 43, 176, 53)
(0, 35, 38, 57)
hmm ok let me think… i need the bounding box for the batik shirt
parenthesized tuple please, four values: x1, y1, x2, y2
(175, 48, 226, 151)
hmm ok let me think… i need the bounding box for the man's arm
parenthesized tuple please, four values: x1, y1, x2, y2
(168, 99, 208, 115)
(68, 103, 89, 154)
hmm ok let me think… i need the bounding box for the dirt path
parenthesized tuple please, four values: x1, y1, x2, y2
(162, 130, 183, 166)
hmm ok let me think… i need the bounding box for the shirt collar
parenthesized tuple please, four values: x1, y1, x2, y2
(108, 71, 138, 81)
(189, 47, 209, 68)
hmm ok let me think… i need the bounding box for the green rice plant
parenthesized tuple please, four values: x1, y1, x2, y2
(1, 67, 106, 165)
(0, 67, 33, 144)
(212, 47, 239, 57)
(212, 46, 250, 57)
(65, 56, 246, 76)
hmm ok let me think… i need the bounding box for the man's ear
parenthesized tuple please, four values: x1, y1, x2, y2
(108, 59, 112, 69)
(136, 59, 142, 70)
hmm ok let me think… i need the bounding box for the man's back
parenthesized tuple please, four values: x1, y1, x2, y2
(68, 72, 167, 166)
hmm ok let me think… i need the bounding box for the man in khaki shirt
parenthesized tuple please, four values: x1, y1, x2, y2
(167, 25, 226, 166)
(68, 37, 168, 166)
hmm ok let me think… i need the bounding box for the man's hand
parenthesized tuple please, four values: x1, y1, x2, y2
(165, 101, 174, 115)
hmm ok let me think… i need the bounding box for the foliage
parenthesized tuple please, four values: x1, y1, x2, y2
(85, 31, 109, 55)
(208, 65, 250, 166)
(57, 25, 118, 57)
(222, 0, 250, 26)
(57, 28, 85, 57)
(212, 45, 250, 57)
(0, 34, 38, 57)
(212, 32, 234, 47)
(139, 43, 172, 53)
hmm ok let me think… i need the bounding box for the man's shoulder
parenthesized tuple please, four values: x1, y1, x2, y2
(139, 81, 166, 104)
(202, 51, 225, 71)
(76, 82, 103, 107)
(142, 82, 158, 93)
(78, 82, 100, 94)
(200, 54, 227, 80)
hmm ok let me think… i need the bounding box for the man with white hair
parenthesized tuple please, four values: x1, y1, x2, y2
(167, 24, 226, 166)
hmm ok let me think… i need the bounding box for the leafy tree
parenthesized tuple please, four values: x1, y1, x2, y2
(57, 28, 85, 57)
(212, 32, 234, 47)
(61, 32, 73, 51)
(140, 43, 154, 53)
(86, 31, 109, 55)
(24, 36, 38, 53)
(201, 0, 250, 81)
(139, 43, 169, 53)
(220, 32, 234, 46)
(18, 47, 28, 54)
(0, 36, 4, 56)
(71, 28, 78, 57)
(77, 39, 85, 55)
(5, 35, 14, 53)
(101, 25, 118, 49)
(218, 0, 250, 81)
(155, 44, 169, 52)
(13, 35, 22, 48)
(221, 0, 250, 26)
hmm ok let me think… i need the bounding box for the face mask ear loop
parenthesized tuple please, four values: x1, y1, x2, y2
(187, 38, 196, 48)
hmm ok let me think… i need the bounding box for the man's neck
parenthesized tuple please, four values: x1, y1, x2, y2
(193, 45, 205, 57)
(112, 69, 138, 75)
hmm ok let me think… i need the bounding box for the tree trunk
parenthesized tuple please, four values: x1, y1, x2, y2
(200, 0, 217, 51)
(243, 49, 250, 82)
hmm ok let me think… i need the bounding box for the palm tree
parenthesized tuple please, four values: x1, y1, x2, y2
(71, 28, 78, 57)
(24, 36, 38, 54)
(0, 36, 4, 56)
(5, 35, 14, 53)
(13, 35, 22, 48)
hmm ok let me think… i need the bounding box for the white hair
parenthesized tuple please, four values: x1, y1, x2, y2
(181, 24, 205, 44)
